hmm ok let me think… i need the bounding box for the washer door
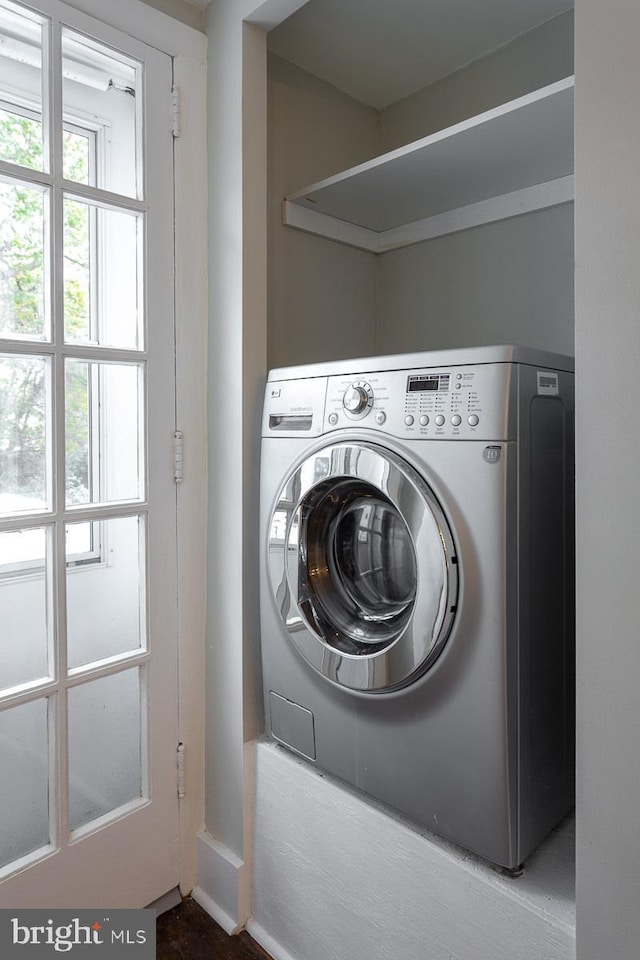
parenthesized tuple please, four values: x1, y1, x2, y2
(268, 442, 458, 692)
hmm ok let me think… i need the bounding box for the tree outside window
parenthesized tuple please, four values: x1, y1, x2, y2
(0, 109, 93, 515)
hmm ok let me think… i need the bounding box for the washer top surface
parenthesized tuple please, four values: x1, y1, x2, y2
(267, 345, 574, 383)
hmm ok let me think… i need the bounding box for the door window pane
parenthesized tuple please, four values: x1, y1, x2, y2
(0, 354, 50, 514)
(0, 1, 45, 172)
(67, 515, 146, 670)
(62, 28, 141, 199)
(63, 125, 93, 184)
(0, 525, 50, 693)
(65, 359, 144, 507)
(63, 197, 143, 349)
(0, 178, 49, 341)
(68, 668, 143, 832)
(0, 698, 50, 871)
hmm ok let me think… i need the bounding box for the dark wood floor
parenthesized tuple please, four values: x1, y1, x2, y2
(156, 898, 273, 960)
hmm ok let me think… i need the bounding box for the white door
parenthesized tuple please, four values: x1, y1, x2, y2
(0, 0, 180, 907)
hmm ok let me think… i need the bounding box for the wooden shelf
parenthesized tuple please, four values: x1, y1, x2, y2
(282, 76, 574, 253)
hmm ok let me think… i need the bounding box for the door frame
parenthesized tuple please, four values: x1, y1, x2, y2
(60, 0, 208, 897)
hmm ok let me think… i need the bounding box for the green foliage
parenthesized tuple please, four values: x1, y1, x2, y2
(0, 109, 92, 503)
(0, 180, 45, 339)
(0, 107, 43, 170)
(63, 129, 90, 184)
(0, 357, 47, 501)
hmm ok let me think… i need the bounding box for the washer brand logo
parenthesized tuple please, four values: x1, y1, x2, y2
(1, 910, 154, 958)
(483, 445, 502, 463)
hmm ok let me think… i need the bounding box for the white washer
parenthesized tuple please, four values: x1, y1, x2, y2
(259, 346, 574, 869)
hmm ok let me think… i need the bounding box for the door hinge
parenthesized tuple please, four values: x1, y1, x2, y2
(177, 742, 186, 799)
(174, 430, 184, 483)
(171, 85, 181, 138)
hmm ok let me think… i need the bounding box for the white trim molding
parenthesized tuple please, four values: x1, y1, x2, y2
(194, 832, 251, 934)
(283, 176, 575, 252)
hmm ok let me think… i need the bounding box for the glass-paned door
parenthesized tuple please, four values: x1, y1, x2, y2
(0, 0, 179, 907)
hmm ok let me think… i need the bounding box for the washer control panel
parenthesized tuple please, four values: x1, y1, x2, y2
(324, 363, 514, 439)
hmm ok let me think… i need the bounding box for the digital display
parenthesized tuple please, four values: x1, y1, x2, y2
(407, 374, 450, 393)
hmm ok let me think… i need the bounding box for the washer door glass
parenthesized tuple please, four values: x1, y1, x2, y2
(268, 442, 458, 692)
(301, 484, 417, 651)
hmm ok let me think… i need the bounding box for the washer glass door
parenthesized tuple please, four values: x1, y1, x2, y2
(268, 442, 458, 692)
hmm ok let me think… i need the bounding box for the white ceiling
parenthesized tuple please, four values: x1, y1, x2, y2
(266, 0, 574, 110)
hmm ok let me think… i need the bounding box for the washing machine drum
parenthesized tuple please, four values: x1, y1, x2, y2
(267, 441, 458, 692)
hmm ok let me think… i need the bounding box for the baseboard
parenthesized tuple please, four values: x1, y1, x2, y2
(194, 831, 250, 934)
(191, 884, 239, 935)
(246, 919, 298, 960)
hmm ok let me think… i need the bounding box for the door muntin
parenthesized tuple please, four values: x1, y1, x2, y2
(268, 441, 458, 692)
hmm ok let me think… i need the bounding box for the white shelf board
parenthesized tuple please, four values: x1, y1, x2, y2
(283, 76, 575, 252)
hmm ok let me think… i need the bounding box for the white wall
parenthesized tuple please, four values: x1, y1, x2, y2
(574, 0, 640, 957)
(249, 744, 575, 960)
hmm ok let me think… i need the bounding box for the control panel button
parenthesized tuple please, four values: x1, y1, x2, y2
(419, 415, 429, 426)
(342, 380, 373, 418)
(451, 415, 462, 426)
(404, 415, 414, 426)
(328, 413, 339, 425)
(375, 411, 387, 425)
(435, 415, 445, 427)
(468, 414, 479, 426)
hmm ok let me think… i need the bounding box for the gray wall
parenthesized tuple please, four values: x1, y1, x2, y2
(138, 0, 204, 32)
(267, 55, 379, 369)
(379, 11, 574, 152)
(377, 205, 574, 356)
(268, 13, 575, 368)
(575, 0, 640, 956)
(376, 11, 574, 357)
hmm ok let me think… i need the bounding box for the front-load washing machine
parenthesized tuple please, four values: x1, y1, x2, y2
(259, 345, 574, 869)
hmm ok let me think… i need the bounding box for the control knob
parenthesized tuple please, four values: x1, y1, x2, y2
(342, 381, 373, 418)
